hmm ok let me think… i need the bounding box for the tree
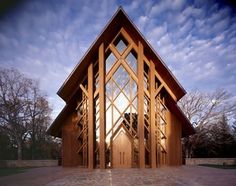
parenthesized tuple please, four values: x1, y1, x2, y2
(0, 68, 32, 159)
(26, 86, 52, 159)
(209, 114, 235, 157)
(232, 116, 236, 139)
(0, 127, 17, 159)
(0, 68, 53, 160)
(179, 89, 236, 158)
(179, 89, 236, 127)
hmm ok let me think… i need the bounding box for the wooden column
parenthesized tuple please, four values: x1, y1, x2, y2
(99, 43, 106, 169)
(166, 110, 171, 166)
(150, 60, 156, 168)
(88, 63, 94, 169)
(138, 41, 145, 168)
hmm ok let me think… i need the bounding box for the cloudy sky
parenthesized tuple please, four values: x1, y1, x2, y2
(0, 0, 236, 119)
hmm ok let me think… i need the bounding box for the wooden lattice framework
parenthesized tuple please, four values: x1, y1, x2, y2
(47, 8, 195, 169)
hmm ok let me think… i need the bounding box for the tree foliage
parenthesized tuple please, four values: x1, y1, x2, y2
(179, 89, 236, 158)
(0, 68, 60, 160)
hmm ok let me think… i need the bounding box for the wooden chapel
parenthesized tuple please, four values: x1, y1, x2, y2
(47, 8, 194, 169)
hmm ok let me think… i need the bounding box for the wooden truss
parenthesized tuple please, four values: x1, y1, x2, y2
(75, 27, 170, 169)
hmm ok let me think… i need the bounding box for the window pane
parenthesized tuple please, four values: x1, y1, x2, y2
(125, 50, 137, 74)
(114, 92, 129, 114)
(113, 106, 120, 125)
(106, 79, 112, 99)
(113, 117, 123, 133)
(106, 97, 111, 110)
(106, 106, 112, 134)
(106, 52, 117, 73)
(131, 105, 137, 114)
(132, 97, 138, 110)
(123, 82, 130, 100)
(113, 81, 121, 101)
(130, 79, 137, 99)
(116, 40, 126, 54)
(113, 65, 129, 89)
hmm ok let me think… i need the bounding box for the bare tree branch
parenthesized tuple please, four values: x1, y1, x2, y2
(0, 67, 51, 159)
(179, 89, 236, 127)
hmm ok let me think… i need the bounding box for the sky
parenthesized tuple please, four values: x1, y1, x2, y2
(0, 0, 236, 119)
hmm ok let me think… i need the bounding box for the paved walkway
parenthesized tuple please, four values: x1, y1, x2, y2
(0, 166, 235, 186)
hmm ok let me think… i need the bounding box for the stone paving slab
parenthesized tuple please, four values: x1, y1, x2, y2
(0, 166, 235, 186)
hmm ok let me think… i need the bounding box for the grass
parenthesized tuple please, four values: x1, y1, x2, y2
(199, 164, 236, 169)
(0, 167, 33, 177)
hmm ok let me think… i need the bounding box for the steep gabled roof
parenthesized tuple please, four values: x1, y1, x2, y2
(47, 7, 195, 137)
(57, 7, 186, 103)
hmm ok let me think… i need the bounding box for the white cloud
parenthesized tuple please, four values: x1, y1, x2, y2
(178, 18, 193, 37)
(147, 23, 168, 40)
(137, 15, 149, 30)
(182, 6, 203, 18)
(212, 17, 230, 33)
(150, 0, 186, 17)
(0, 0, 236, 119)
(126, 0, 140, 11)
(212, 34, 225, 43)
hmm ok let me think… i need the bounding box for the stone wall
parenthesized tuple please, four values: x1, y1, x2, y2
(0, 160, 58, 168)
(185, 158, 236, 166)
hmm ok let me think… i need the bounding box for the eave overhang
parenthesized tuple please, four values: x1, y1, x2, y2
(46, 97, 76, 137)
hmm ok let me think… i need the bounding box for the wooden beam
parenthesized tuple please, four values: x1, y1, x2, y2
(155, 84, 164, 98)
(99, 43, 106, 169)
(79, 84, 88, 98)
(120, 28, 135, 46)
(88, 62, 94, 169)
(121, 60, 138, 83)
(105, 59, 121, 82)
(143, 55, 177, 102)
(150, 60, 156, 168)
(109, 44, 120, 60)
(138, 41, 145, 168)
(94, 89, 99, 99)
(121, 43, 134, 59)
(155, 71, 177, 101)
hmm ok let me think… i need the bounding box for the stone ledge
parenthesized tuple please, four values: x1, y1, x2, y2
(0, 160, 58, 168)
(186, 158, 236, 166)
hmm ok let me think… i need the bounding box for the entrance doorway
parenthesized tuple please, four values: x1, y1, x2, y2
(111, 126, 132, 168)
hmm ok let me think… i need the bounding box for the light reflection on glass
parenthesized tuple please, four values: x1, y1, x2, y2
(114, 92, 129, 114)
(126, 50, 137, 73)
(106, 106, 112, 134)
(116, 39, 127, 54)
(113, 65, 129, 89)
(106, 52, 117, 74)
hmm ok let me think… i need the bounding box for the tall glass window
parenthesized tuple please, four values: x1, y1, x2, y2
(105, 34, 138, 167)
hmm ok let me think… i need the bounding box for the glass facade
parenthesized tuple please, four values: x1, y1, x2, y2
(76, 29, 168, 168)
(105, 37, 139, 167)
